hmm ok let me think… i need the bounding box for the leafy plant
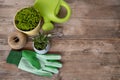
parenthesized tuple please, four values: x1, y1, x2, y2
(33, 33, 49, 50)
(15, 7, 41, 31)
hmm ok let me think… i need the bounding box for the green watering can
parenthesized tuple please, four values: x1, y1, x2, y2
(34, 0, 71, 31)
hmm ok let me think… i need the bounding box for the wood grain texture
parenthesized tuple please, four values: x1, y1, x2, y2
(0, 0, 120, 80)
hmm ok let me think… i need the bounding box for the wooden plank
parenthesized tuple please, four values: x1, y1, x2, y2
(1, 0, 120, 7)
(0, 17, 12, 24)
(0, 52, 120, 80)
(61, 52, 120, 63)
(67, 0, 120, 20)
(0, 0, 34, 6)
(0, 24, 15, 35)
(0, 0, 120, 80)
(59, 73, 112, 80)
(66, 0, 120, 6)
(0, 7, 25, 18)
(0, 50, 9, 62)
(50, 39, 120, 52)
(70, 5, 120, 19)
(61, 62, 120, 73)
(0, 0, 120, 39)
(58, 19, 120, 38)
(0, 45, 11, 50)
(62, 0, 120, 19)
(0, 39, 120, 80)
(1, 0, 120, 19)
(3, 39, 117, 52)
(60, 64, 120, 80)
(2, 39, 119, 63)
(1, 3, 120, 19)
(1, 19, 120, 39)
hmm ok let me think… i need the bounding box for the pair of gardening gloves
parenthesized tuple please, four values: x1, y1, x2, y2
(6, 50, 62, 77)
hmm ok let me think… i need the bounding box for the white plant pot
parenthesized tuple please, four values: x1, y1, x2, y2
(33, 42, 50, 54)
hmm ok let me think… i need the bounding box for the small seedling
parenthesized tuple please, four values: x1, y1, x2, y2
(33, 33, 49, 50)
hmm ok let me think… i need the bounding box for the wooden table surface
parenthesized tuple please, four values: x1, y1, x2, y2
(0, 0, 120, 80)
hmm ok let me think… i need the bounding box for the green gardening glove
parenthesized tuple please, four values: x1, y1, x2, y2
(6, 50, 62, 77)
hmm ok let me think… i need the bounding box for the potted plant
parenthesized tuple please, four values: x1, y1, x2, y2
(14, 7, 41, 36)
(33, 33, 50, 54)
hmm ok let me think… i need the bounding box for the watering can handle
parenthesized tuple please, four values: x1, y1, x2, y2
(52, 0, 71, 23)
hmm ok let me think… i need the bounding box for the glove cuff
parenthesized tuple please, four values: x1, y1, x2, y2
(6, 50, 22, 66)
